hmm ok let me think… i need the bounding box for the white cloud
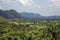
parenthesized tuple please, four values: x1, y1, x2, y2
(0, 6, 3, 9)
(1, 0, 11, 3)
(1, 0, 17, 4)
(18, 0, 33, 6)
(48, 0, 60, 8)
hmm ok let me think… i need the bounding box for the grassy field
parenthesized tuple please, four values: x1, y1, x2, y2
(0, 17, 60, 40)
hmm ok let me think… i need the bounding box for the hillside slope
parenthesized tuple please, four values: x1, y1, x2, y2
(0, 9, 21, 19)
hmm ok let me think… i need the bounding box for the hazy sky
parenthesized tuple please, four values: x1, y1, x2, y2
(0, 0, 60, 16)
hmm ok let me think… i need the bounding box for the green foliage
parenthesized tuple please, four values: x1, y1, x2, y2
(0, 17, 60, 40)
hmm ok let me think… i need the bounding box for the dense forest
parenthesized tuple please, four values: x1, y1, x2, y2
(0, 16, 60, 40)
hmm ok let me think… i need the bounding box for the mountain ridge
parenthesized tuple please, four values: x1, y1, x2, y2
(0, 9, 60, 20)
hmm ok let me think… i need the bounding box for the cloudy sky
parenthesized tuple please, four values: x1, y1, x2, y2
(0, 0, 60, 16)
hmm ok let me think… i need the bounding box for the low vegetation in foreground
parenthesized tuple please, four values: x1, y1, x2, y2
(0, 17, 60, 40)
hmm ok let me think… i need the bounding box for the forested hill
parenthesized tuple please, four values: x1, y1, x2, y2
(0, 9, 21, 19)
(0, 9, 41, 19)
(0, 9, 60, 20)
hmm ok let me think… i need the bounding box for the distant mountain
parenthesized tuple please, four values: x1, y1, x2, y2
(44, 16, 60, 19)
(0, 10, 9, 19)
(20, 12, 60, 20)
(0, 9, 21, 19)
(0, 10, 42, 19)
(20, 12, 41, 18)
(0, 9, 60, 20)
